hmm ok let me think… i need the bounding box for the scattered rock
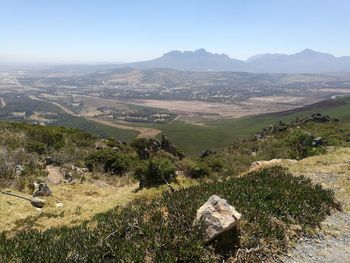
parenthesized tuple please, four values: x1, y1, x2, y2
(254, 113, 336, 140)
(193, 195, 242, 243)
(71, 165, 89, 174)
(150, 138, 161, 151)
(161, 135, 170, 150)
(33, 182, 52, 197)
(14, 164, 24, 177)
(64, 171, 73, 182)
(45, 156, 54, 165)
(31, 197, 45, 208)
(312, 136, 324, 147)
(200, 149, 216, 158)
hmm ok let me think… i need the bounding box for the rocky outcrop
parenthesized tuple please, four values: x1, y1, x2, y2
(33, 182, 52, 197)
(254, 113, 337, 141)
(200, 149, 216, 158)
(193, 195, 242, 243)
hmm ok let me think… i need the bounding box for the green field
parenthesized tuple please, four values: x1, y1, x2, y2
(127, 97, 350, 155)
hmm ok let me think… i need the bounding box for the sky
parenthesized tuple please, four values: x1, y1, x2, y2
(1, 0, 350, 64)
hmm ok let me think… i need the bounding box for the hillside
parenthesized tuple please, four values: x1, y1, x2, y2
(1, 111, 350, 262)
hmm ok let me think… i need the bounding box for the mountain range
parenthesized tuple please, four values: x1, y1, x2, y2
(123, 48, 350, 73)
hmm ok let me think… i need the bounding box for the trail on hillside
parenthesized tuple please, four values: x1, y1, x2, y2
(253, 148, 350, 262)
(46, 165, 63, 184)
(29, 95, 161, 138)
(86, 117, 161, 139)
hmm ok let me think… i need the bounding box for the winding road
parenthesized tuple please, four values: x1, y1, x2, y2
(29, 95, 161, 139)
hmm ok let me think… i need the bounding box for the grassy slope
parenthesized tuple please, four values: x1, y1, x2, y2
(150, 97, 350, 155)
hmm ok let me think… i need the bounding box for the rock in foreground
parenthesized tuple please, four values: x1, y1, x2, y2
(194, 195, 242, 243)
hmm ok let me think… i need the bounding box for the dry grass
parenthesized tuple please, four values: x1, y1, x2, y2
(0, 175, 197, 233)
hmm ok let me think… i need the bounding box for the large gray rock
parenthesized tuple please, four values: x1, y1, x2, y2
(193, 195, 242, 243)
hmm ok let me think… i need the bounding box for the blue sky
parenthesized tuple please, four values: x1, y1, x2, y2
(1, 0, 349, 63)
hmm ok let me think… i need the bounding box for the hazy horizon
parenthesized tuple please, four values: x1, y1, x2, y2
(1, 0, 350, 64)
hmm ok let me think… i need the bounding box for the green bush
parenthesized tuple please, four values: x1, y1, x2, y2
(284, 130, 324, 159)
(28, 127, 65, 149)
(130, 138, 151, 159)
(25, 141, 46, 155)
(137, 157, 176, 188)
(85, 148, 130, 175)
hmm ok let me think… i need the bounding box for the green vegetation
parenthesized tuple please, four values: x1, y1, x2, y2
(0, 122, 98, 188)
(144, 97, 350, 155)
(0, 167, 340, 262)
(85, 148, 131, 175)
(135, 157, 176, 188)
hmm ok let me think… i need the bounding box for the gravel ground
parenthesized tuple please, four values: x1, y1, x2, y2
(283, 212, 350, 263)
(281, 152, 350, 263)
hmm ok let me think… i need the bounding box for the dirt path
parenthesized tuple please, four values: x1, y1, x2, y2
(253, 148, 350, 262)
(87, 117, 161, 139)
(46, 165, 64, 184)
(29, 95, 161, 138)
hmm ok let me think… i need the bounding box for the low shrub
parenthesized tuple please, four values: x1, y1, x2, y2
(25, 140, 46, 155)
(0, 166, 339, 262)
(85, 148, 130, 175)
(284, 130, 324, 159)
(136, 157, 176, 188)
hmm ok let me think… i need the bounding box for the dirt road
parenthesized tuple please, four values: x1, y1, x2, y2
(29, 95, 161, 138)
(87, 117, 161, 139)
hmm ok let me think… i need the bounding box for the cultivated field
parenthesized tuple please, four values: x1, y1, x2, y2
(127, 96, 320, 121)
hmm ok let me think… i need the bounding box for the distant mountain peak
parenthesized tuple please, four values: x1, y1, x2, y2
(194, 48, 208, 54)
(125, 48, 350, 73)
(300, 48, 317, 54)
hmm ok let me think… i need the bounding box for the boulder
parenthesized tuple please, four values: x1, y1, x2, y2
(33, 182, 52, 197)
(31, 197, 45, 208)
(193, 195, 242, 243)
(45, 156, 54, 165)
(200, 149, 216, 158)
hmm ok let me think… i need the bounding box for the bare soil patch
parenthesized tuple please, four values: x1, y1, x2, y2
(127, 96, 320, 119)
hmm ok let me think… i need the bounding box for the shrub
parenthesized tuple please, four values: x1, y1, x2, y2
(284, 130, 324, 159)
(27, 127, 65, 149)
(130, 138, 151, 159)
(85, 148, 130, 175)
(137, 157, 176, 188)
(25, 141, 46, 155)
